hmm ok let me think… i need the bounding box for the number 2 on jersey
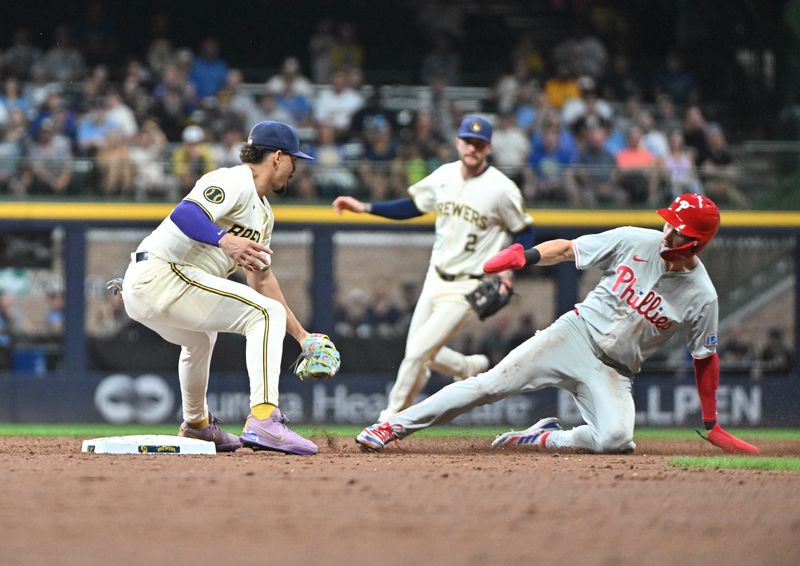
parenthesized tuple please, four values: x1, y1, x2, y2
(464, 234, 478, 252)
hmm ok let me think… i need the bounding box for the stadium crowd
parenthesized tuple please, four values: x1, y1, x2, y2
(0, 9, 749, 208)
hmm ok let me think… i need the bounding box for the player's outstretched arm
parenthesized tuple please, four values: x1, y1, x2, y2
(332, 196, 367, 214)
(484, 239, 575, 273)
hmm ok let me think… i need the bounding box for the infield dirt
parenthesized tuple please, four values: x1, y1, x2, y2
(2, 436, 799, 566)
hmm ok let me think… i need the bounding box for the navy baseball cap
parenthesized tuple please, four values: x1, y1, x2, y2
(247, 121, 313, 160)
(457, 116, 493, 143)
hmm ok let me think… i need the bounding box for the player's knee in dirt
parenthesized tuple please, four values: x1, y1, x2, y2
(597, 428, 634, 453)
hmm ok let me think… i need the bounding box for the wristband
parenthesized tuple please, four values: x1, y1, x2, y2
(524, 248, 541, 265)
(363, 203, 372, 213)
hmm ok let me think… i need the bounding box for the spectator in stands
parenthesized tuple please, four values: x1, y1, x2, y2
(43, 291, 65, 337)
(368, 282, 403, 339)
(758, 327, 793, 375)
(250, 91, 294, 127)
(492, 57, 534, 115)
(76, 98, 117, 156)
(189, 37, 229, 99)
(614, 125, 659, 205)
(358, 116, 403, 200)
(699, 123, 749, 207)
(0, 122, 23, 194)
(426, 75, 459, 140)
(198, 87, 246, 140)
(75, 64, 110, 114)
(265, 56, 314, 99)
(545, 63, 580, 110)
(96, 128, 134, 196)
(566, 125, 620, 206)
(310, 122, 358, 198)
(308, 19, 336, 83)
(0, 77, 32, 118)
(655, 93, 681, 134)
(490, 111, 530, 188)
(104, 89, 138, 140)
(224, 69, 259, 126)
(36, 25, 86, 83)
(314, 69, 364, 140)
(420, 35, 461, 86)
(652, 51, 698, 108)
(531, 109, 578, 160)
(511, 33, 546, 80)
(410, 107, 447, 166)
(145, 12, 173, 76)
(2, 28, 42, 80)
(682, 105, 710, 166)
(561, 75, 614, 141)
(553, 21, 608, 80)
(719, 325, 755, 372)
(211, 126, 245, 169)
(524, 126, 574, 203)
(513, 80, 547, 136)
(661, 129, 701, 198)
(330, 22, 365, 74)
(333, 287, 372, 339)
(171, 124, 214, 196)
(350, 88, 399, 145)
(638, 109, 669, 159)
(149, 86, 190, 142)
(19, 118, 73, 195)
(601, 52, 641, 103)
(129, 119, 171, 200)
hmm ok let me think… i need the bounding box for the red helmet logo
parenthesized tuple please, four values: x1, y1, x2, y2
(657, 193, 720, 259)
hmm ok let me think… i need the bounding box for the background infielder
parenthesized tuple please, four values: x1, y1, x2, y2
(121, 121, 339, 456)
(356, 193, 760, 455)
(333, 116, 535, 422)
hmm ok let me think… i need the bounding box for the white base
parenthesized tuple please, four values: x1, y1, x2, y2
(82, 434, 217, 455)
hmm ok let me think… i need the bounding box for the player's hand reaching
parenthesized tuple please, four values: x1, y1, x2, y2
(332, 196, 367, 214)
(219, 233, 273, 271)
(697, 423, 760, 454)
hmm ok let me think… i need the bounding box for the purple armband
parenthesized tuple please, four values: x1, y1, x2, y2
(170, 200, 227, 246)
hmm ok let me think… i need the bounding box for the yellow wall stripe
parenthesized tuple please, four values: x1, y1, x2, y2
(2, 202, 800, 227)
(169, 263, 272, 405)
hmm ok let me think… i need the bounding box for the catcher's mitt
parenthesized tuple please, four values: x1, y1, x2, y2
(292, 333, 341, 381)
(466, 276, 513, 321)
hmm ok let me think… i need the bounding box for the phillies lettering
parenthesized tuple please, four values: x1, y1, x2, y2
(612, 266, 672, 330)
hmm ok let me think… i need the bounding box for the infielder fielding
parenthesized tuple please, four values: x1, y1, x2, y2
(121, 121, 339, 456)
(333, 116, 535, 422)
(356, 193, 760, 454)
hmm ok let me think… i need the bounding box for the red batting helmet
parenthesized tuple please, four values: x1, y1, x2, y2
(657, 193, 720, 260)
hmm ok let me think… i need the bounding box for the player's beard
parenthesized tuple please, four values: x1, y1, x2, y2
(274, 184, 288, 195)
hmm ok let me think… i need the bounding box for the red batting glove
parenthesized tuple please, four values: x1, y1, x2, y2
(484, 243, 526, 273)
(698, 424, 760, 454)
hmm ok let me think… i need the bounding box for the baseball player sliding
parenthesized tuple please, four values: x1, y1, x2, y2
(333, 116, 535, 422)
(120, 121, 339, 456)
(356, 193, 760, 455)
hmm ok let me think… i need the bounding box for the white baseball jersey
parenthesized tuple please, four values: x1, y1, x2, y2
(379, 161, 532, 421)
(124, 164, 286, 422)
(573, 226, 718, 374)
(139, 164, 274, 276)
(385, 226, 720, 454)
(409, 161, 533, 276)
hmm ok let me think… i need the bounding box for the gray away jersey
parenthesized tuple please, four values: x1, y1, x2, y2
(573, 226, 718, 375)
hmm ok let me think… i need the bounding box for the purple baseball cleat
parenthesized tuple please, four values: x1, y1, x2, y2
(240, 408, 318, 455)
(179, 414, 241, 452)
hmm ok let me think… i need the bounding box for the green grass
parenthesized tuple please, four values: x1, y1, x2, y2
(669, 456, 800, 472)
(0, 423, 798, 441)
